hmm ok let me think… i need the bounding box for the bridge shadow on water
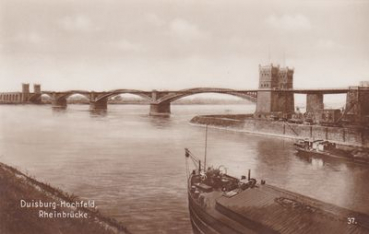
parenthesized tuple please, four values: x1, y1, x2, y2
(147, 114, 173, 129)
(89, 109, 108, 118)
(51, 106, 67, 116)
(51, 106, 109, 118)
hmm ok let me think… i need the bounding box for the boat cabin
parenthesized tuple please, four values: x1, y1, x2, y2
(312, 140, 336, 151)
(295, 139, 336, 151)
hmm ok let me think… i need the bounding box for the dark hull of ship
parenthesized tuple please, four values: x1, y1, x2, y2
(187, 174, 258, 234)
(188, 194, 221, 234)
(187, 173, 369, 234)
(295, 147, 369, 165)
(188, 191, 248, 234)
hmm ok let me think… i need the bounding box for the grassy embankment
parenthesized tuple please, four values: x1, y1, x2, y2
(0, 162, 131, 234)
(190, 114, 252, 128)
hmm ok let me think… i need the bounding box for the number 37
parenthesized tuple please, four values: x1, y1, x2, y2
(347, 217, 356, 225)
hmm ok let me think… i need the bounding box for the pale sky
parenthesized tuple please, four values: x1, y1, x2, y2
(0, 0, 368, 92)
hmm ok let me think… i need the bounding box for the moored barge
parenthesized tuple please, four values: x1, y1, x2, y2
(294, 139, 369, 165)
(185, 148, 369, 234)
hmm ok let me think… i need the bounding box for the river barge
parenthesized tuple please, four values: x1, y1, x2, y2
(185, 148, 369, 234)
(294, 139, 369, 165)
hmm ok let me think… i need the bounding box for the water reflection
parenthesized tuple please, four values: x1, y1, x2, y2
(295, 152, 324, 166)
(311, 158, 324, 168)
(51, 106, 67, 115)
(90, 109, 108, 118)
(294, 151, 362, 170)
(148, 115, 173, 129)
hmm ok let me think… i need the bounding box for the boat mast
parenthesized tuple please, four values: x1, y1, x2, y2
(204, 125, 208, 172)
(198, 160, 201, 174)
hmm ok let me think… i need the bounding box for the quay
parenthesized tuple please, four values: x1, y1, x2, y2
(190, 115, 369, 148)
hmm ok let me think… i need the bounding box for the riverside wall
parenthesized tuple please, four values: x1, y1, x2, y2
(190, 115, 369, 148)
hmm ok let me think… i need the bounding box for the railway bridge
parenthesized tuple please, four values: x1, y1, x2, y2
(43, 87, 258, 115)
(1, 62, 368, 120)
(0, 83, 358, 116)
(0, 84, 259, 115)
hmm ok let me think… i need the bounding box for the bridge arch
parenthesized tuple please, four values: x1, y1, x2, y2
(149, 88, 257, 115)
(95, 89, 152, 102)
(39, 93, 52, 99)
(28, 93, 44, 103)
(155, 88, 257, 104)
(40, 90, 91, 108)
(54, 90, 91, 101)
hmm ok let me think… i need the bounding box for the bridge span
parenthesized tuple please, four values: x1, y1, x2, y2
(0, 84, 259, 115)
(0, 83, 366, 118)
(2, 63, 368, 124)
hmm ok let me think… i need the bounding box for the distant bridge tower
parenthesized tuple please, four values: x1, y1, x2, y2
(31, 84, 42, 103)
(22, 83, 30, 103)
(277, 66, 294, 114)
(255, 64, 294, 117)
(34, 84, 41, 93)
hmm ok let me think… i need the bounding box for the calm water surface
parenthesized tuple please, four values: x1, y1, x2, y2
(1, 104, 369, 234)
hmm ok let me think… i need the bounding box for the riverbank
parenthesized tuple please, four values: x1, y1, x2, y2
(0, 161, 131, 234)
(190, 114, 369, 149)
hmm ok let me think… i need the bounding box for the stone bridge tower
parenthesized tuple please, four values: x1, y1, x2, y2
(255, 64, 294, 118)
(22, 83, 30, 103)
(344, 82, 369, 124)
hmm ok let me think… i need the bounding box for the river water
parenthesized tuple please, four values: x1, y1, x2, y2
(1, 104, 369, 234)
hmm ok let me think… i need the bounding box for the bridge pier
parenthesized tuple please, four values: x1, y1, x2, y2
(306, 93, 324, 122)
(345, 85, 369, 123)
(150, 102, 171, 115)
(306, 93, 324, 112)
(254, 90, 279, 118)
(277, 92, 294, 115)
(90, 99, 108, 110)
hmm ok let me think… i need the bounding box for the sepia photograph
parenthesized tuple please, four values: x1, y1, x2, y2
(0, 0, 369, 233)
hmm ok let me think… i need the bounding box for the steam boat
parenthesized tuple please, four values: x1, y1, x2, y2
(294, 139, 369, 165)
(185, 148, 369, 234)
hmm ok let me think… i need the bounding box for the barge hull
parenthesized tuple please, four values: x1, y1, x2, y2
(188, 175, 369, 234)
(296, 148, 369, 165)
